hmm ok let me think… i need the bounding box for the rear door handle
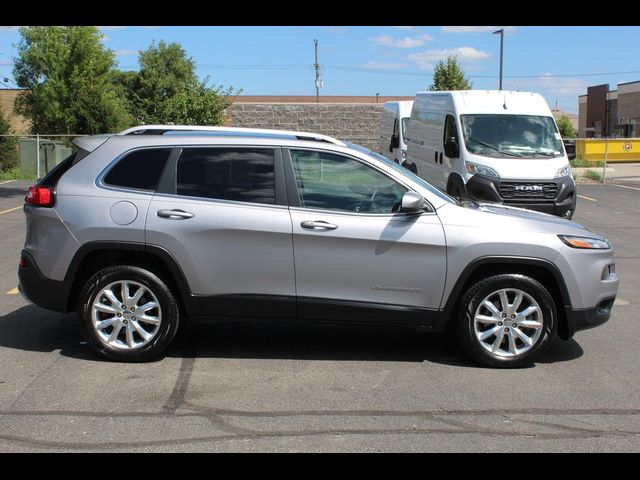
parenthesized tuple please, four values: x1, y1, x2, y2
(301, 220, 338, 231)
(157, 209, 194, 219)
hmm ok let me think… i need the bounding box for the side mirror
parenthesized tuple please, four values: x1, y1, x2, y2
(400, 191, 425, 213)
(390, 134, 400, 150)
(563, 140, 576, 160)
(444, 137, 459, 158)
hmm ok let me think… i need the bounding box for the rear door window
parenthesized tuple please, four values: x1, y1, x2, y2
(176, 147, 275, 205)
(104, 148, 172, 191)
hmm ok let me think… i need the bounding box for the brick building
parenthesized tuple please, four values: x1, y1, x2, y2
(578, 81, 640, 138)
(0, 89, 30, 134)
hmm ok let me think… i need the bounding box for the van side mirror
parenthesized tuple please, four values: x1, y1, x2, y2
(444, 137, 459, 158)
(390, 134, 400, 151)
(400, 191, 425, 213)
(563, 140, 576, 160)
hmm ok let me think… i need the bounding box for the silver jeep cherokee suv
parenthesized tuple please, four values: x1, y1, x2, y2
(18, 125, 619, 367)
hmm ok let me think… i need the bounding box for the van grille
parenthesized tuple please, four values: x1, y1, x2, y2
(499, 182, 558, 200)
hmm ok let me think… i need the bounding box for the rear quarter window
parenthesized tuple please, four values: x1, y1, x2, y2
(103, 148, 172, 191)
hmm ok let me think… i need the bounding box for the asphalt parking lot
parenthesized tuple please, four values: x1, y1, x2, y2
(0, 179, 638, 452)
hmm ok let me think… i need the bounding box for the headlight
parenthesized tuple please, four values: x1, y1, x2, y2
(558, 235, 611, 249)
(555, 164, 572, 178)
(402, 150, 407, 159)
(465, 162, 500, 178)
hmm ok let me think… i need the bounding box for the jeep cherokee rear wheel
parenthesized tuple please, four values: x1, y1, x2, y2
(78, 266, 180, 362)
(456, 274, 556, 368)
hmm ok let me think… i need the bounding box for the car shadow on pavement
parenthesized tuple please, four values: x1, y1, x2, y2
(0, 305, 95, 360)
(0, 305, 584, 367)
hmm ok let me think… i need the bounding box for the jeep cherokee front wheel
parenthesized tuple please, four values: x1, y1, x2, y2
(456, 274, 557, 368)
(78, 266, 180, 362)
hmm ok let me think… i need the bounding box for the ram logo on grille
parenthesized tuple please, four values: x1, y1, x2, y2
(514, 185, 544, 192)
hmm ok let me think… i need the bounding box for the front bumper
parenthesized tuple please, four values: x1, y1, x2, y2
(18, 249, 72, 313)
(463, 174, 576, 218)
(563, 297, 615, 339)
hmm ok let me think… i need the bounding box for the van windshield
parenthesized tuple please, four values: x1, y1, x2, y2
(460, 114, 564, 158)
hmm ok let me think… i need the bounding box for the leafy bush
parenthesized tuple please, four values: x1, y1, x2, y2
(583, 170, 602, 181)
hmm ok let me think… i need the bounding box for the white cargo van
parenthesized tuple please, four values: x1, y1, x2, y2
(379, 101, 414, 169)
(405, 90, 576, 218)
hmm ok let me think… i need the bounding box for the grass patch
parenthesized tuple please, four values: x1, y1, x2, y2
(583, 169, 602, 181)
(571, 158, 605, 168)
(0, 167, 26, 180)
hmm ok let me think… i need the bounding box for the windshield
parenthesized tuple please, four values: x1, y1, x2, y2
(347, 144, 457, 204)
(460, 114, 564, 158)
(401, 117, 409, 139)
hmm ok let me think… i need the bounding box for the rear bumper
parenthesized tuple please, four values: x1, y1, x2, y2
(563, 297, 615, 339)
(18, 249, 72, 313)
(464, 174, 576, 218)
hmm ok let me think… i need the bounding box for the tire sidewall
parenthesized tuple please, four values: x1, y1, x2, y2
(78, 266, 179, 362)
(457, 274, 556, 368)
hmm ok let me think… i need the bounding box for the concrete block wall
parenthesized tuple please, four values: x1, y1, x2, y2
(229, 103, 384, 151)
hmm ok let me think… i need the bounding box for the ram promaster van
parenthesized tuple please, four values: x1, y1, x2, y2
(405, 91, 576, 218)
(379, 100, 414, 169)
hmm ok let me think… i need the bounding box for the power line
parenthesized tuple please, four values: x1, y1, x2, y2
(3, 57, 639, 80)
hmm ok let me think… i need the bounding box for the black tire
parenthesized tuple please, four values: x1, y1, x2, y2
(447, 176, 465, 201)
(78, 265, 180, 362)
(455, 274, 556, 368)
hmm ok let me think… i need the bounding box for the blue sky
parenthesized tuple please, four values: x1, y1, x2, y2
(1, 26, 639, 114)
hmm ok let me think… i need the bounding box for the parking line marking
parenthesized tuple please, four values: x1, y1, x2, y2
(0, 205, 22, 215)
(611, 184, 640, 191)
(0, 180, 15, 185)
(6, 287, 18, 295)
(578, 195, 597, 202)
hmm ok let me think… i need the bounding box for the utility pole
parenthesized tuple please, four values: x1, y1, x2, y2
(314, 39, 321, 103)
(493, 29, 504, 90)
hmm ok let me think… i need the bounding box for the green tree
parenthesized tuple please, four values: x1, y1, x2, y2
(121, 41, 236, 125)
(13, 26, 132, 134)
(556, 115, 576, 138)
(429, 56, 472, 91)
(0, 109, 18, 172)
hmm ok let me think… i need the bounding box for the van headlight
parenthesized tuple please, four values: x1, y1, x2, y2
(465, 162, 499, 178)
(555, 164, 572, 178)
(558, 235, 611, 249)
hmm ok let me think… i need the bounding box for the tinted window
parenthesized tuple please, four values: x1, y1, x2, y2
(104, 148, 171, 190)
(291, 149, 406, 213)
(177, 148, 275, 204)
(443, 114, 458, 147)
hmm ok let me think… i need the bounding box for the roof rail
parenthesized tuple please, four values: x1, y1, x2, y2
(117, 125, 347, 147)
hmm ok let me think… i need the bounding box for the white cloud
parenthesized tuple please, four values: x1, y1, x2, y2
(0, 26, 20, 32)
(328, 27, 348, 34)
(393, 26, 416, 31)
(408, 47, 490, 69)
(370, 34, 434, 49)
(442, 26, 516, 33)
(360, 61, 409, 70)
(506, 75, 588, 96)
(114, 49, 138, 56)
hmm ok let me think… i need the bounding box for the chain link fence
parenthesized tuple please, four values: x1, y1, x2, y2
(0, 134, 84, 179)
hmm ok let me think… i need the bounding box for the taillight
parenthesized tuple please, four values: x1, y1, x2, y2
(25, 186, 54, 207)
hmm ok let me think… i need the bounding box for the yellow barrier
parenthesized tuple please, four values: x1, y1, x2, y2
(575, 138, 640, 162)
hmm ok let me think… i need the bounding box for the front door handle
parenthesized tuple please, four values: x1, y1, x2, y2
(301, 220, 338, 231)
(157, 209, 194, 220)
